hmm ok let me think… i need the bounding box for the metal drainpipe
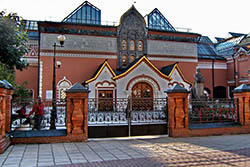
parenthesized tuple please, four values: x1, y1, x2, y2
(37, 24, 41, 98)
(232, 54, 236, 87)
(212, 57, 215, 98)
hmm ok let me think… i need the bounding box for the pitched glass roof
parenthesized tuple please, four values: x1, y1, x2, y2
(198, 36, 224, 60)
(229, 32, 246, 37)
(216, 36, 244, 57)
(147, 8, 176, 31)
(62, 1, 101, 25)
(215, 37, 225, 43)
(199, 36, 213, 44)
(24, 20, 38, 30)
(24, 20, 38, 40)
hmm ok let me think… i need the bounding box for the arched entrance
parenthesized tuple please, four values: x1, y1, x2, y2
(132, 82, 153, 110)
(214, 86, 226, 99)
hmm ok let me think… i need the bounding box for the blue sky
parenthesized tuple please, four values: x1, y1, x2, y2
(1, 0, 249, 40)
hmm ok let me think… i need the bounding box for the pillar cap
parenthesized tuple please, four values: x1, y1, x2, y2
(0, 80, 14, 89)
(233, 84, 250, 93)
(66, 82, 89, 93)
(2, 80, 14, 90)
(165, 84, 189, 93)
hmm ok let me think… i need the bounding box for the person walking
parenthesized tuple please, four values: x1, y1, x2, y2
(28, 97, 44, 130)
(12, 105, 27, 122)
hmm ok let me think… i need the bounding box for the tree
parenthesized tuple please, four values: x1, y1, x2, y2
(0, 11, 31, 100)
(0, 11, 28, 70)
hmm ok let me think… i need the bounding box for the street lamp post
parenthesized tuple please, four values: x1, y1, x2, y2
(50, 34, 66, 130)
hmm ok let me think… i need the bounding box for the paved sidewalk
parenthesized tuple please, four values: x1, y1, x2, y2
(1, 134, 250, 167)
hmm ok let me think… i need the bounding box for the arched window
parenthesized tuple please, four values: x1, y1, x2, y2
(138, 40, 143, 51)
(121, 54, 127, 66)
(132, 82, 153, 110)
(57, 77, 72, 100)
(129, 40, 135, 51)
(121, 40, 127, 50)
(130, 55, 136, 63)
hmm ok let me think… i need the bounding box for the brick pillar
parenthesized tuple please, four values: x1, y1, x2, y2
(166, 84, 189, 137)
(233, 84, 250, 126)
(0, 82, 11, 154)
(5, 89, 13, 133)
(66, 83, 89, 141)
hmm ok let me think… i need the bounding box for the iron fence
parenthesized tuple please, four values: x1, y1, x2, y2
(11, 99, 66, 131)
(189, 99, 239, 124)
(88, 98, 168, 126)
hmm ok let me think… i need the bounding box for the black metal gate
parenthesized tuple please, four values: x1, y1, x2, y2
(88, 97, 168, 138)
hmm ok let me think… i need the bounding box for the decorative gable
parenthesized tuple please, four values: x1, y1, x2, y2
(113, 56, 171, 81)
(162, 63, 192, 89)
(85, 60, 116, 84)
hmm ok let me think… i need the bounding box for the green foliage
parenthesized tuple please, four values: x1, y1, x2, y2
(0, 63, 31, 100)
(0, 10, 28, 70)
(13, 82, 32, 100)
(0, 11, 31, 100)
(0, 63, 15, 83)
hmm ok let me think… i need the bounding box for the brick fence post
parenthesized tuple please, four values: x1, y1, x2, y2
(4, 81, 14, 133)
(5, 89, 13, 133)
(0, 80, 13, 154)
(66, 83, 89, 141)
(233, 84, 250, 126)
(166, 84, 189, 137)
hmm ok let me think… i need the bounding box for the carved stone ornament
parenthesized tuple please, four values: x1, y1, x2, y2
(117, 5, 148, 68)
(194, 68, 205, 83)
(192, 67, 206, 100)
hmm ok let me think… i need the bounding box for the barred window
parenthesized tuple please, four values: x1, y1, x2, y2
(129, 40, 135, 51)
(121, 40, 127, 50)
(121, 55, 127, 66)
(138, 41, 143, 51)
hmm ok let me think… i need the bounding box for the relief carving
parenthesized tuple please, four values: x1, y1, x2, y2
(67, 98, 73, 134)
(174, 98, 185, 128)
(0, 97, 5, 137)
(71, 99, 84, 134)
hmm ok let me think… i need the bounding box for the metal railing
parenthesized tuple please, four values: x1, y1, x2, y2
(88, 98, 168, 126)
(189, 99, 239, 124)
(11, 99, 66, 131)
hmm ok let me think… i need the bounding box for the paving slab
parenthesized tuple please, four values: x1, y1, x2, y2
(3, 134, 250, 166)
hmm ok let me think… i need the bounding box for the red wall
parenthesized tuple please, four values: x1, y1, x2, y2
(15, 65, 38, 98)
(40, 56, 117, 98)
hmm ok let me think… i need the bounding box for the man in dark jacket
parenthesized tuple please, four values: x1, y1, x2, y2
(28, 97, 44, 130)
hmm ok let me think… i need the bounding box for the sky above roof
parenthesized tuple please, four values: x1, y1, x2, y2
(1, 0, 249, 41)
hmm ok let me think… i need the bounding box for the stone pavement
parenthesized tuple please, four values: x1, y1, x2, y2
(2, 134, 250, 167)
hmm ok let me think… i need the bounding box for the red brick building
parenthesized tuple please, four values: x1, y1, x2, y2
(16, 1, 250, 100)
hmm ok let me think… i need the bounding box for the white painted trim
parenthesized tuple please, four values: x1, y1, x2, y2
(226, 60, 234, 63)
(40, 52, 117, 59)
(40, 52, 198, 62)
(227, 80, 235, 84)
(148, 57, 198, 63)
(234, 47, 249, 58)
(238, 57, 248, 62)
(197, 62, 227, 69)
(21, 57, 38, 63)
(239, 79, 249, 83)
(57, 76, 72, 87)
(39, 61, 43, 97)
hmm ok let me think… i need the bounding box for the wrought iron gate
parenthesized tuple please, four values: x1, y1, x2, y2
(88, 97, 168, 137)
